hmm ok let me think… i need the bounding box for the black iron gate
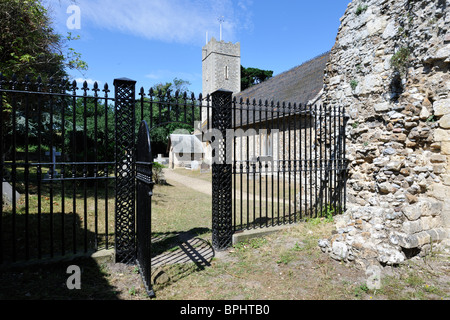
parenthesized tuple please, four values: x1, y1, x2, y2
(133, 87, 348, 252)
(135, 120, 155, 298)
(1, 74, 348, 296)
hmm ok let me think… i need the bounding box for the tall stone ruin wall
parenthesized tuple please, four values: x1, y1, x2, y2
(320, 0, 450, 268)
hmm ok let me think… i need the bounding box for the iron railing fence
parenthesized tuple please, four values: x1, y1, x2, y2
(136, 87, 348, 235)
(0, 74, 116, 265)
(230, 99, 348, 232)
(1, 73, 347, 265)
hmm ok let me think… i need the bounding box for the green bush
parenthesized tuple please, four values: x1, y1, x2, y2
(391, 47, 410, 73)
(152, 162, 166, 184)
(356, 5, 368, 16)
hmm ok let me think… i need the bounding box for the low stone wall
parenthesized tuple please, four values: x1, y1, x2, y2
(320, 0, 450, 268)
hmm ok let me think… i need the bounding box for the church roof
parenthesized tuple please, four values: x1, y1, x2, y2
(232, 51, 330, 127)
(235, 51, 330, 106)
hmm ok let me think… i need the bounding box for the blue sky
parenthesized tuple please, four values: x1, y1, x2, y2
(45, 0, 351, 95)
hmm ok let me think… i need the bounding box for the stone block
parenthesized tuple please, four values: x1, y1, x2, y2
(443, 202, 450, 227)
(433, 164, 446, 174)
(439, 114, 450, 129)
(331, 241, 348, 261)
(367, 16, 388, 36)
(329, 75, 341, 86)
(442, 142, 450, 155)
(402, 220, 423, 234)
(232, 225, 292, 246)
(403, 204, 422, 221)
(433, 99, 450, 117)
(434, 129, 450, 142)
(362, 74, 383, 93)
(428, 228, 449, 242)
(431, 142, 441, 151)
(430, 183, 450, 201)
(436, 44, 450, 61)
(397, 228, 449, 249)
(402, 217, 441, 234)
(420, 106, 430, 120)
(422, 216, 441, 230)
(382, 20, 398, 39)
(91, 249, 115, 264)
(378, 182, 394, 194)
(376, 244, 405, 265)
(405, 193, 418, 204)
(400, 231, 431, 249)
(374, 102, 391, 113)
(392, 133, 407, 142)
(430, 154, 447, 163)
(442, 174, 450, 186)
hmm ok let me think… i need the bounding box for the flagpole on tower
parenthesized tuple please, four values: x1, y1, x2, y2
(218, 16, 224, 41)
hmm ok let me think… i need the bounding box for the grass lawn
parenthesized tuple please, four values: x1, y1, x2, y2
(0, 168, 449, 301)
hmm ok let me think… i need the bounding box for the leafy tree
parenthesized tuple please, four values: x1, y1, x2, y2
(66, 91, 115, 164)
(0, 0, 87, 80)
(241, 66, 273, 91)
(137, 78, 199, 156)
(1, 0, 88, 167)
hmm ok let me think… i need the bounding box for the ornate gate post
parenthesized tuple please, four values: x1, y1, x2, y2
(114, 78, 137, 263)
(211, 89, 233, 250)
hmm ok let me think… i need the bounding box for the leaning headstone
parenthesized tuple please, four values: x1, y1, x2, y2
(2, 182, 21, 206)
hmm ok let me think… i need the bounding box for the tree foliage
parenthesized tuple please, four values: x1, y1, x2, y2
(139, 78, 199, 155)
(0, 0, 87, 80)
(241, 65, 273, 91)
(2, 76, 196, 164)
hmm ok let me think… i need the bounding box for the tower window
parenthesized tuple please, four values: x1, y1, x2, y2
(225, 66, 229, 80)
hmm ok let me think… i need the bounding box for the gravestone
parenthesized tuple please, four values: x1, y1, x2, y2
(2, 181, 21, 206)
(154, 154, 169, 166)
(200, 162, 210, 173)
(191, 160, 199, 171)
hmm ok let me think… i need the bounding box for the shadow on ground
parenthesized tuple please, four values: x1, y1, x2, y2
(0, 256, 120, 300)
(150, 228, 215, 289)
(0, 210, 120, 300)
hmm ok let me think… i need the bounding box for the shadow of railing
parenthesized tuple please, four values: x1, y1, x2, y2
(150, 228, 214, 289)
(0, 213, 120, 300)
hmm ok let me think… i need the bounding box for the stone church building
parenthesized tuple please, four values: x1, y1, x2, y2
(199, 36, 330, 168)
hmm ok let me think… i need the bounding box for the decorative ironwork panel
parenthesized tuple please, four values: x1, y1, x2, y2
(211, 90, 233, 250)
(114, 78, 137, 264)
(136, 120, 155, 298)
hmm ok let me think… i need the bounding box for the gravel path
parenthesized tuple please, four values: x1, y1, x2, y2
(163, 169, 212, 195)
(163, 169, 290, 204)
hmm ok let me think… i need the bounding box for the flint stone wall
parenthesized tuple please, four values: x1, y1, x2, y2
(320, 0, 450, 268)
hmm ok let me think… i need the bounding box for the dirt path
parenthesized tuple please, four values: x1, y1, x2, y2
(163, 169, 212, 195)
(162, 169, 290, 204)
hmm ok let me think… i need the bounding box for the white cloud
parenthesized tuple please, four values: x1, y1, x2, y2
(145, 70, 201, 83)
(74, 78, 102, 87)
(63, 0, 253, 45)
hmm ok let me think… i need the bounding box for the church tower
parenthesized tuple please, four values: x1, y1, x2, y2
(200, 37, 240, 166)
(202, 37, 241, 98)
